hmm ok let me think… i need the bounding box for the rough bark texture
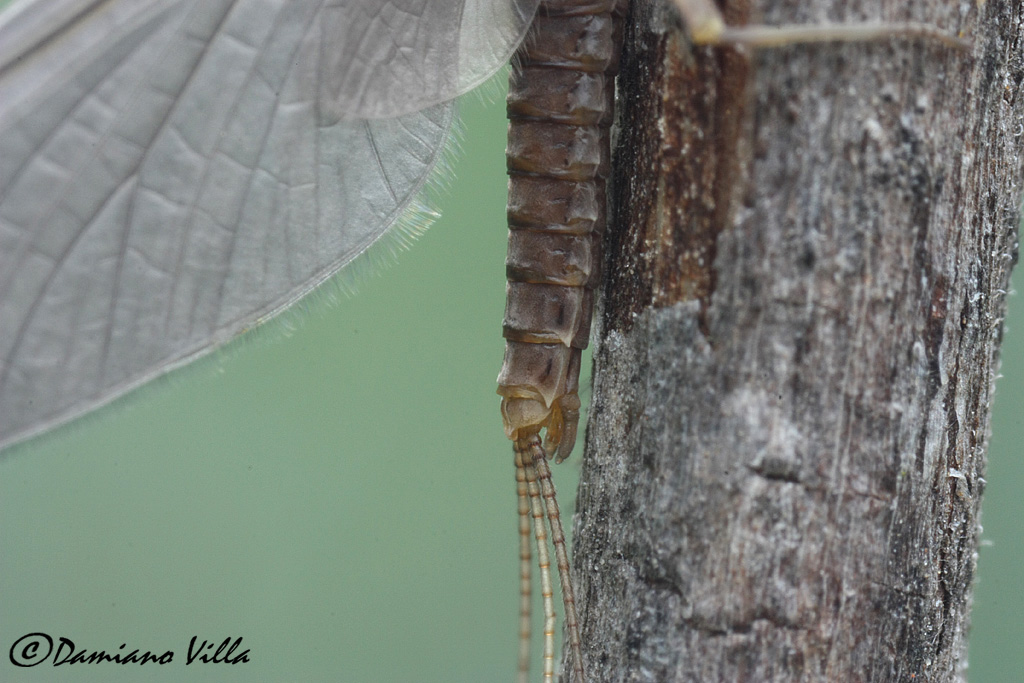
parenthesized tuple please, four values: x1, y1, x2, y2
(571, 1, 1022, 681)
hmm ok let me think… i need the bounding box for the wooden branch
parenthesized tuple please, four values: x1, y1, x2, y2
(572, 0, 1022, 680)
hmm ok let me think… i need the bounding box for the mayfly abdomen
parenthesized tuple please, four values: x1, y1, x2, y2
(497, 1, 627, 680)
(498, 0, 626, 463)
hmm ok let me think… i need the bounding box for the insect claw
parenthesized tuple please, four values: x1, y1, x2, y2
(553, 394, 581, 464)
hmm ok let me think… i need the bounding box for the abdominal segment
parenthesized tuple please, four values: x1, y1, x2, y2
(497, 0, 626, 462)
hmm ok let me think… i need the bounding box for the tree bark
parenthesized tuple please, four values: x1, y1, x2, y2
(572, 1, 1022, 681)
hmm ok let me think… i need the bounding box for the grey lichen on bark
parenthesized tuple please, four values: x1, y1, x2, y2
(571, 0, 1022, 681)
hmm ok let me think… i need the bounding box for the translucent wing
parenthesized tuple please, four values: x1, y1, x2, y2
(0, 0, 539, 450)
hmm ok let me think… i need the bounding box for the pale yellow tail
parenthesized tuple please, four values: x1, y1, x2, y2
(514, 435, 584, 683)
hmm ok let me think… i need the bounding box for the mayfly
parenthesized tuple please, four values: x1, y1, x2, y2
(0, 0, 966, 680)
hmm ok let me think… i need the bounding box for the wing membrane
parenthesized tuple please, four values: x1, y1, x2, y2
(0, 0, 538, 450)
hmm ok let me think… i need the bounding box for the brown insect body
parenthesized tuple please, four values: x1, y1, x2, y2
(497, 0, 627, 680)
(498, 0, 626, 461)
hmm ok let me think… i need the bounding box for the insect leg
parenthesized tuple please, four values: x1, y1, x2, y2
(672, 0, 969, 49)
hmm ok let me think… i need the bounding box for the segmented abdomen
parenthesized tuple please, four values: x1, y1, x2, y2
(497, 0, 626, 462)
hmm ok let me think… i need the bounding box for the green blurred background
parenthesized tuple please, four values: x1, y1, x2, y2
(1, 61, 1021, 683)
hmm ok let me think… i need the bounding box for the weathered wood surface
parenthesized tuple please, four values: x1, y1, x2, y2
(571, 0, 1022, 680)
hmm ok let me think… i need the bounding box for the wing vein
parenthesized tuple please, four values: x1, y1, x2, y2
(100, 1, 239, 386)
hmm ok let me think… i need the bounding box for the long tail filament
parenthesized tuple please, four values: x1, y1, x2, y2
(514, 433, 584, 682)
